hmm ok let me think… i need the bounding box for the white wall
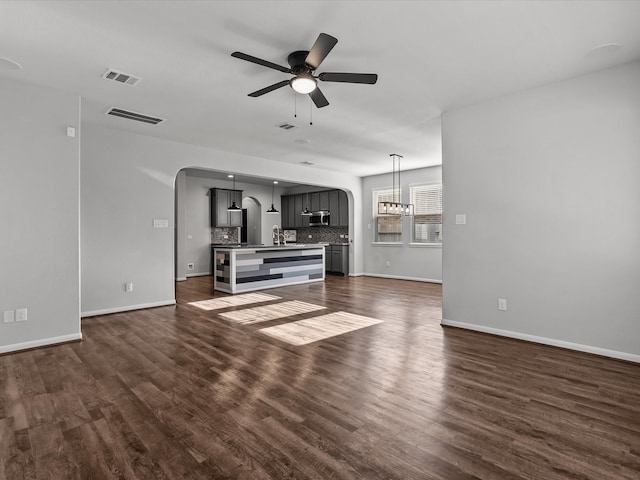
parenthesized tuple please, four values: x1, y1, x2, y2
(81, 124, 363, 315)
(0, 78, 81, 353)
(441, 61, 640, 362)
(362, 166, 442, 282)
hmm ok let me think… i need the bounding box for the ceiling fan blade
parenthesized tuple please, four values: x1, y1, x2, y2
(305, 33, 338, 70)
(248, 80, 290, 97)
(231, 52, 292, 73)
(309, 88, 329, 108)
(319, 72, 378, 84)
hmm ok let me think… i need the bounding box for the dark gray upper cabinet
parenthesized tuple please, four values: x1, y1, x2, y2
(293, 195, 304, 227)
(319, 191, 329, 211)
(338, 190, 349, 227)
(280, 195, 290, 228)
(280, 189, 348, 228)
(329, 190, 339, 225)
(280, 195, 296, 229)
(309, 192, 320, 212)
(288, 195, 296, 228)
(210, 188, 243, 227)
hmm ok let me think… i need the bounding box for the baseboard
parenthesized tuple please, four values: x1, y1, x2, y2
(0, 332, 83, 355)
(81, 300, 176, 318)
(441, 319, 640, 364)
(363, 273, 442, 284)
(176, 277, 187, 282)
(186, 272, 210, 278)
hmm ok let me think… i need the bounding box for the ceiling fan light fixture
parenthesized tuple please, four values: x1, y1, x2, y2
(290, 73, 317, 94)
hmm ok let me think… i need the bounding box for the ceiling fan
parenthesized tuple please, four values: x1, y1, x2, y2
(231, 33, 378, 108)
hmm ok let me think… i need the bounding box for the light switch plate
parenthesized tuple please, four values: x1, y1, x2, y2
(455, 214, 467, 225)
(153, 219, 169, 228)
(3, 310, 15, 323)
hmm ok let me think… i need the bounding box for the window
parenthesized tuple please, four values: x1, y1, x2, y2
(373, 187, 402, 242)
(411, 184, 442, 244)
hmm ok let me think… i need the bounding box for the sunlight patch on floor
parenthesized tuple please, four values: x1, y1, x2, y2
(259, 311, 383, 345)
(219, 300, 326, 325)
(188, 292, 280, 310)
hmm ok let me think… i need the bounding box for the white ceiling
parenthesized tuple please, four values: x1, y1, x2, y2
(1, 1, 639, 177)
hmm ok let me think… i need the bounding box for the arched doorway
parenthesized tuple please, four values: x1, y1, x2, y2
(242, 196, 261, 245)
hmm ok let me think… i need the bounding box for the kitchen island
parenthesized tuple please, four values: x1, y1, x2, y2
(212, 245, 325, 294)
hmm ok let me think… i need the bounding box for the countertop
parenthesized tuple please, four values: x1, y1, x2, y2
(211, 244, 326, 251)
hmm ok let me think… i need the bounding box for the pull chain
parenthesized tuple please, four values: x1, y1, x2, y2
(309, 97, 313, 126)
(294, 92, 297, 118)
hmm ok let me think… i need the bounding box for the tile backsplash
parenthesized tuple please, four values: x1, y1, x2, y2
(211, 227, 239, 244)
(295, 226, 349, 244)
(211, 226, 348, 245)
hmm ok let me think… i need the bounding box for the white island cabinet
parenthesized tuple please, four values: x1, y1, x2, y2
(213, 245, 325, 294)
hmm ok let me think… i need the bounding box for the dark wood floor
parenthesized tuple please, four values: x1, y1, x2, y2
(2, 275, 639, 479)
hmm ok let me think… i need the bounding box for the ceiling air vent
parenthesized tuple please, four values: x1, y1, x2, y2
(278, 123, 295, 130)
(101, 68, 142, 86)
(106, 107, 164, 125)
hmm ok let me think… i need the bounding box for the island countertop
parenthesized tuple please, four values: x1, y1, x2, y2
(212, 244, 325, 293)
(212, 243, 327, 251)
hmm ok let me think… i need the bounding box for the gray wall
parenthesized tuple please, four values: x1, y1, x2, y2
(442, 61, 640, 361)
(180, 170, 285, 276)
(0, 78, 81, 353)
(175, 170, 188, 281)
(81, 124, 363, 316)
(362, 166, 442, 282)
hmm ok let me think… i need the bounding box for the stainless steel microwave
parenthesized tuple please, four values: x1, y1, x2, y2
(309, 210, 330, 226)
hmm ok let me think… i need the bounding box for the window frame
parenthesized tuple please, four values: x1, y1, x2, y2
(409, 182, 442, 246)
(372, 187, 403, 244)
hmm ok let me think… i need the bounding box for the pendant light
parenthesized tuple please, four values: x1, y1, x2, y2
(377, 154, 414, 216)
(266, 180, 279, 214)
(227, 174, 241, 211)
(301, 190, 312, 215)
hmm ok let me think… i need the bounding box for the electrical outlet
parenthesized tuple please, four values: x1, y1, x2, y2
(386, 261, 391, 267)
(498, 298, 507, 311)
(125, 282, 134, 292)
(3, 310, 15, 323)
(308, 235, 312, 239)
(15, 308, 27, 322)
(187, 263, 194, 270)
